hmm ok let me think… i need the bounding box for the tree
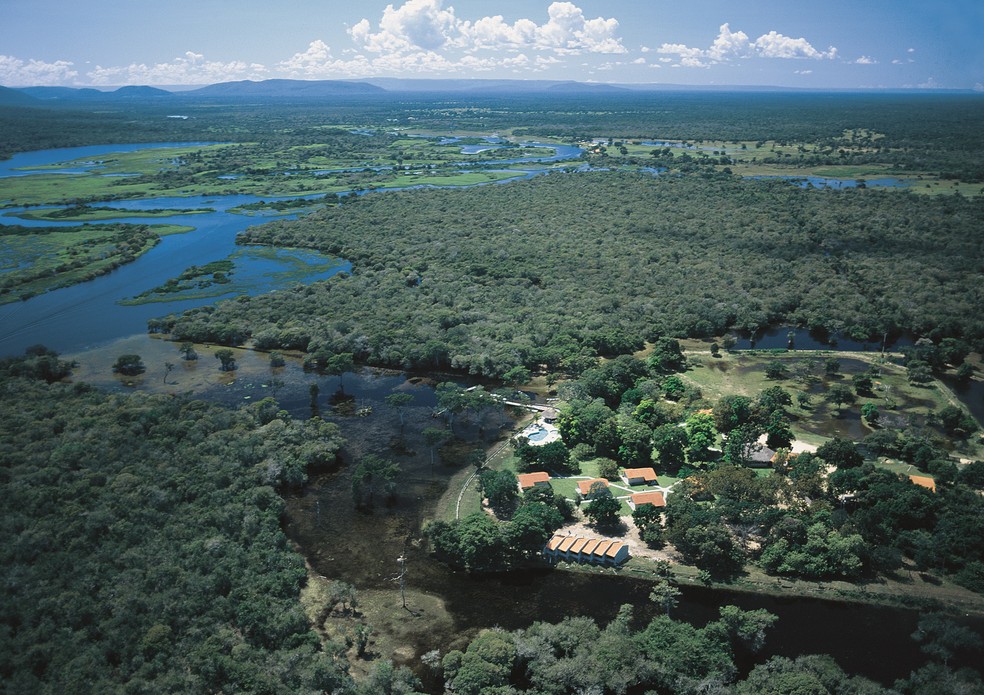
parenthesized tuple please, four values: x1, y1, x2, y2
(758, 385, 792, 414)
(178, 341, 197, 360)
(826, 383, 855, 409)
(384, 392, 414, 431)
(480, 469, 519, 516)
(163, 361, 174, 384)
(710, 342, 721, 357)
(269, 351, 285, 368)
(675, 522, 744, 579)
(722, 424, 762, 467)
(955, 362, 974, 383)
(649, 578, 681, 616)
(861, 402, 880, 426)
(596, 457, 621, 480)
(112, 354, 145, 376)
(685, 411, 717, 462)
(825, 358, 840, 376)
(584, 494, 621, 529)
(816, 438, 863, 469)
(215, 349, 237, 372)
(422, 426, 452, 472)
(351, 454, 401, 508)
(324, 352, 355, 393)
(647, 337, 686, 374)
(651, 423, 688, 473)
(764, 361, 788, 380)
(912, 613, 984, 667)
(502, 365, 531, 386)
(852, 373, 874, 396)
(713, 395, 754, 434)
(764, 410, 793, 450)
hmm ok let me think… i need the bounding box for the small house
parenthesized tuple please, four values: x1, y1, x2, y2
(517, 471, 551, 492)
(621, 467, 658, 486)
(628, 491, 666, 511)
(577, 478, 610, 499)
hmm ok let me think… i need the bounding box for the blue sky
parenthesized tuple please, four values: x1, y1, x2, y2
(1, 0, 982, 89)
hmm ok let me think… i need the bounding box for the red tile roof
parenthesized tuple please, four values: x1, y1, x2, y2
(623, 467, 658, 483)
(517, 471, 551, 489)
(631, 491, 666, 508)
(578, 478, 609, 495)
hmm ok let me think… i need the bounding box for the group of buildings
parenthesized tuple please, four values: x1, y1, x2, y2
(517, 466, 670, 568)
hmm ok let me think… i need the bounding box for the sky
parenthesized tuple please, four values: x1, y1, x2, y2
(1, 0, 982, 90)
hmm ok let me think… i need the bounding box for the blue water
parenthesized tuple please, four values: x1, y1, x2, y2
(527, 427, 549, 443)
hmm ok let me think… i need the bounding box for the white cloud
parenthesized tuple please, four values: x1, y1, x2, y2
(657, 23, 836, 67)
(917, 77, 940, 89)
(88, 52, 267, 85)
(854, 55, 877, 65)
(908, 47, 916, 53)
(754, 31, 836, 60)
(0, 54, 78, 86)
(975, 83, 984, 93)
(795, 69, 813, 75)
(350, 0, 625, 56)
(892, 59, 903, 65)
(631, 57, 646, 65)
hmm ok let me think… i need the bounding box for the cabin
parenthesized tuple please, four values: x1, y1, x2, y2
(628, 491, 666, 511)
(620, 467, 658, 486)
(745, 444, 777, 467)
(544, 533, 630, 566)
(577, 478, 610, 499)
(517, 471, 551, 493)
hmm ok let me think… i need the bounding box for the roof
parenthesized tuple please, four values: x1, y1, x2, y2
(569, 537, 589, 554)
(631, 491, 666, 508)
(558, 537, 577, 553)
(581, 538, 601, 555)
(605, 542, 625, 558)
(623, 467, 658, 483)
(517, 471, 551, 489)
(909, 475, 937, 492)
(593, 540, 613, 557)
(546, 535, 565, 551)
(578, 478, 609, 495)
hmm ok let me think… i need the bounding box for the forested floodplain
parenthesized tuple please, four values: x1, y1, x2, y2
(162, 172, 984, 377)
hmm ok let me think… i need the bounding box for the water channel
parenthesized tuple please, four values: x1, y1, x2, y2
(0, 139, 582, 356)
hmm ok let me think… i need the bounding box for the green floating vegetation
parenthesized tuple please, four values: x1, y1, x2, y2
(127, 260, 235, 302)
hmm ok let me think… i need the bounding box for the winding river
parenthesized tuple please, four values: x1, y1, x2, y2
(0, 139, 583, 356)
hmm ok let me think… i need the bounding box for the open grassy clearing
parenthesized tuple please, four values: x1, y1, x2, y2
(682, 347, 982, 462)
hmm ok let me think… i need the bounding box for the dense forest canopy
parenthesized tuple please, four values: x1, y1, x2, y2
(0, 367, 353, 692)
(161, 172, 984, 377)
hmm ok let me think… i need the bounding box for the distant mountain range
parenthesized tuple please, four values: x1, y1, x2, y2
(3, 77, 978, 104)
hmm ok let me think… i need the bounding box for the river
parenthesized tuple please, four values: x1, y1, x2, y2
(0, 139, 583, 357)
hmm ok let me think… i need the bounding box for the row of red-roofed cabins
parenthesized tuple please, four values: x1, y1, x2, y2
(543, 533, 630, 566)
